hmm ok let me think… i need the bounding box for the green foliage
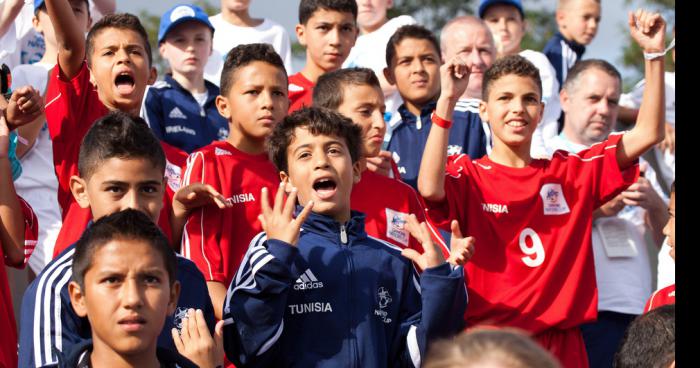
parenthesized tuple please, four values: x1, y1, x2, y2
(620, 0, 675, 88)
(387, 0, 474, 32)
(139, 0, 218, 78)
(521, 6, 558, 53)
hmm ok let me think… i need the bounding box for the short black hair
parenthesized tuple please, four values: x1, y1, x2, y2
(72, 209, 177, 289)
(313, 67, 381, 110)
(563, 59, 621, 94)
(219, 43, 288, 96)
(482, 54, 542, 100)
(298, 0, 358, 25)
(267, 107, 362, 173)
(77, 111, 165, 180)
(86, 13, 153, 67)
(386, 24, 441, 68)
(613, 304, 675, 368)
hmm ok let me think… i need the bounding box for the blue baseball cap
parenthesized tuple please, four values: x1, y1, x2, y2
(158, 4, 214, 44)
(478, 0, 525, 19)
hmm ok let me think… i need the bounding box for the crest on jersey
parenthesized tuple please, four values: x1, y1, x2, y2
(539, 183, 570, 215)
(172, 307, 190, 332)
(447, 144, 463, 156)
(165, 162, 182, 193)
(385, 208, 409, 246)
(374, 287, 393, 324)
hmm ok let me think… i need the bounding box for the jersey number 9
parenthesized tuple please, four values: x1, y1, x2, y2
(519, 228, 545, 267)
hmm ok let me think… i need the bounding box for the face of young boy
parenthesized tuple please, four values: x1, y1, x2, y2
(664, 192, 675, 260)
(386, 37, 440, 107)
(561, 68, 620, 146)
(282, 128, 361, 222)
(336, 84, 386, 158)
(89, 28, 157, 114)
(216, 61, 288, 142)
(159, 21, 212, 77)
(73, 157, 165, 223)
(297, 9, 358, 73)
(356, 0, 392, 33)
(441, 22, 495, 100)
(482, 4, 526, 56)
(221, 0, 250, 12)
(70, 239, 179, 357)
(479, 74, 543, 149)
(558, 0, 601, 45)
(34, 0, 91, 48)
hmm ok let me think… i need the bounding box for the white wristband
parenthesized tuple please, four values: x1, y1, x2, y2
(643, 38, 675, 60)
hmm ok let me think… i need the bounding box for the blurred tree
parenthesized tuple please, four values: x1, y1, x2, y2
(139, 0, 219, 78)
(620, 0, 675, 88)
(521, 3, 558, 53)
(388, 0, 473, 32)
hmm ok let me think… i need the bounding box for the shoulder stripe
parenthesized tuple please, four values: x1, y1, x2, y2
(33, 248, 75, 366)
(258, 321, 285, 356)
(367, 235, 404, 253)
(44, 92, 62, 109)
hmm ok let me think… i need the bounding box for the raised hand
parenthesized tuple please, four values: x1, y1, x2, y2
(440, 55, 471, 102)
(4, 86, 43, 130)
(365, 150, 394, 177)
(628, 9, 666, 53)
(446, 220, 475, 266)
(258, 179, 314, 246)
(594, 194, 626, 219)
(401, 214, 447, 270)
(171, 309, 225, 368)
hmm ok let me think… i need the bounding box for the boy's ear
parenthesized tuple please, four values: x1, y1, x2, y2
(167, 281, 181, 315)
(352, 160, 362, 184)
(215, 95, 232, 119)
(279, 171, 295, 193)
(68, 281, 88, 318)
(32, 15, 42, 33)
(478, 100, 489, 123)
(70, 175, 91, 209)
(159, 43, 167, 58)
(555, 9, 566, 29)
(383, 67, 396, 86)
(296, 24, 307, 47)
(147, 66, 157, 85)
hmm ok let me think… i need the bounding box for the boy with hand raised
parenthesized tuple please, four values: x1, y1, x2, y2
(223, 107, 472, 367)
(417, 9, 667, 368)
(288, 0, 358, 113)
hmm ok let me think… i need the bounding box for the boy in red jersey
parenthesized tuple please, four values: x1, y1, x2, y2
(313, 66, 474, 261)
(417, 9, 667, 368)
(288, 0, 358, 112)
(41, 0, 197, 254)
(181, 43, 289, 319)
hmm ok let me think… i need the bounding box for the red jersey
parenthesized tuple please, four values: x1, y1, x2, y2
(0, 196, 38, 368)
(181, 141, 279, 285)
(351, 169, 448, 257)
(425, 133, 639, 333)
(644, 284, 675, 312)
(288, 72, 314, 113)
(45, 62, 187, 256)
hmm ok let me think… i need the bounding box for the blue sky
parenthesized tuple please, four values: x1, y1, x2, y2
(118, 0, 658, 83)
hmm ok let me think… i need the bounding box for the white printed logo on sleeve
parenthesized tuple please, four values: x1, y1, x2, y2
(385, 208, 410, 246)
(540, 183, 570, 215)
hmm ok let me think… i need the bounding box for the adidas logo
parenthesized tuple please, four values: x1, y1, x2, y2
(168, 107, 187, 119)
(294, 269, 323, 290)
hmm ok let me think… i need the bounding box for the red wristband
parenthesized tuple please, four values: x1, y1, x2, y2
(431, 111, 452, 129)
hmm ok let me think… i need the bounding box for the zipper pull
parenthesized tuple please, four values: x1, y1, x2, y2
(340, 224, 348, 244)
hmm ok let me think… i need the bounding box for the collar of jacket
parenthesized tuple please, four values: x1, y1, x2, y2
(295, 207, 368, 244)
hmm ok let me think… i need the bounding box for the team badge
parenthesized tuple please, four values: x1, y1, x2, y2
(172, 307, 190, 332)
(165, 162, 182, 193)
(539, 183, 570, 215)
(385, 208, 409, 246)
(447, 144, 463, 156)
(374, 287, 393, 324)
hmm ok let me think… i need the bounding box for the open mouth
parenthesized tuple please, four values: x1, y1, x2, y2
(313, 178, 337, 200)
(114, 73, 135, 95)
(506, 120, 528, 128)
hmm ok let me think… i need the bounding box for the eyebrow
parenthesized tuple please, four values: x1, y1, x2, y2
(101, 180, 162, 186)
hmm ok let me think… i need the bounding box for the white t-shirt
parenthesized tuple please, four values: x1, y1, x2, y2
(656, 239, 675, 290)
(619, 72, 675, 190)
(547, 134, 666, 315)
(204, 15, 293, 85)
(344, 15, 416, 118)
(11, 62, 62, 274)
(0, 0, 44, 68)
(519, 49, 561, 159)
